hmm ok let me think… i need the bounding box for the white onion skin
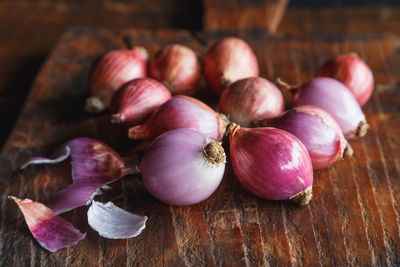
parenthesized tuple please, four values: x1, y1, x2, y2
(203, 37, 259, 95)
(229, 126, 313, 204)
(293, 77, 368, 139)
(141, 129, 226, 206)
(219, 77, 284, 127)
(149, 44, 201, 95)
(110, 78, 171, 128)
(318, 54, 374, 107)
(85, 47, 148, 113)
(264, 105, 348, 170)
(128, 95, 228, 141)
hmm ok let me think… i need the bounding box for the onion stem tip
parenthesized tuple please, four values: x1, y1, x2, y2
(111, 113, 124, 124)
(8, 196, 19, 202)
(356, 120, 369, 137)
(276, 77, 293, 91)
(344, 143, 354, 158)
(224, 122, 238, 137)
(85, 97, 105, 113)
(289, 187, 312, 205)
(220, 76, 232, 87)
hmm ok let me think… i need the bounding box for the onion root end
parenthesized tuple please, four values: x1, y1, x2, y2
(85, 97, 105, 113)
(290, 186, 312, 205)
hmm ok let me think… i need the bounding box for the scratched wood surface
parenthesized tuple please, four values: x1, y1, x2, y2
(0, 27, 400, 266)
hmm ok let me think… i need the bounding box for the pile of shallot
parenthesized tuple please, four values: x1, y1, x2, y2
(11, 37, 374, 252)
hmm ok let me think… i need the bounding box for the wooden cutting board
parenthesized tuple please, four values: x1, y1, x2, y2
(0, 27, 399, 266)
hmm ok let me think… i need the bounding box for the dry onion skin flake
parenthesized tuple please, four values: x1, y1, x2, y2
(21, 138, 133, 214)
(9, 196, 86, 252)
(87, 201, 147, 239)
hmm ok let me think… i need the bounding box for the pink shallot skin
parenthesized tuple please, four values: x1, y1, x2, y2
(229, 126, 313, 203)
(149, 44, 201, 95)
(318, 54, 374, 107)
(128, 95, 228, 141)
(140, 129, 226, 206)
(219, 77, 285, 127)
(85, 47, 148, 113)
(9, 197, 85, 252)
(110, 78, 171, 127)
(292, 77, 368, 139)
(47, 139, 131, 214)
(264, 105, 348, 170)
(203, 37, 259, 95)
(21, 138, 133, 214)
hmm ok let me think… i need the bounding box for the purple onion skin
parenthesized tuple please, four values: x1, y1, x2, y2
(128, 95, 227, 141)
(317, 53, 374, 107)
(110, 78, 171, 128)
(141, 128, 226, 206)
(9, 197, 86, 252)
(229, 126, 313, 202)
(293, 77, 367, 139)
(21, 138, 131, 214)
(265, 105, 347, 170)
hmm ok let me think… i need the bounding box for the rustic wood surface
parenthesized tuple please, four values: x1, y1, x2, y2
(0, 0, 202, 149)
(278, 6, 400, 36)
(203, 0, 288, 34)
(1, 27, 400, 266)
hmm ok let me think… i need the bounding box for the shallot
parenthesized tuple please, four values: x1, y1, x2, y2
(110, 78, 171, 127)
(219, 77, 284, 126)
(85, 47, 148, 113)
(260, 105, 351, 170)
(318, 53, 374, 106)
(149, 44, 201, 95)
(141, 128, 226, 206)
(128, 95, 228, 141)
(280, 77, 369, 139)
(203, 37, 259, 95)
(227, 124, 313, 205)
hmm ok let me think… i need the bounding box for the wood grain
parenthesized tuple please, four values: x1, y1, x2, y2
(278, 6, 400, 36)
(1, 27, 400, 266)
(203, 0, 289, 34)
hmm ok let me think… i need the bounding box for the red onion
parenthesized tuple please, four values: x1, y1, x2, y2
(318, 53, 374, 106)
(203, 37, 259, 95)
(260, 105, 352, 170)
(149, 44, 201, 95)
(227, 124, 313, 205)
(110, 78, 171, 127)
(219, 77, 284, 127)
(281, 77, 369, 139)
(128, 95, 228, 141)
(85, 47, 148, 113)
(141, 128, 226, 206)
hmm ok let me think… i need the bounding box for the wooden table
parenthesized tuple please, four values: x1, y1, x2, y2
(0, 27, 399, 266)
